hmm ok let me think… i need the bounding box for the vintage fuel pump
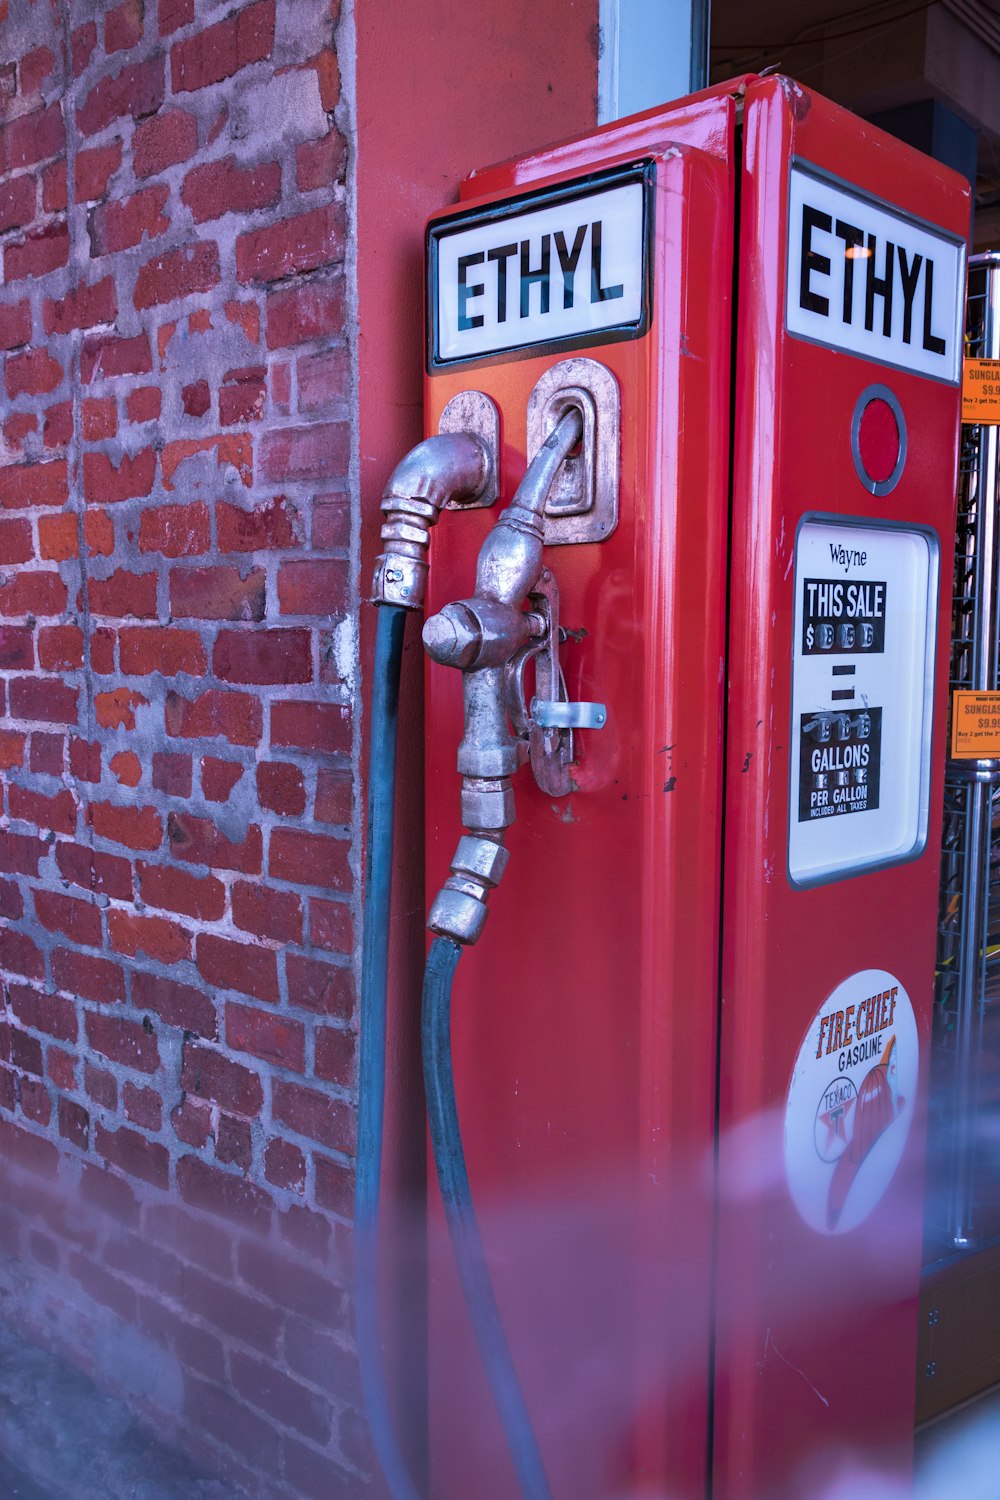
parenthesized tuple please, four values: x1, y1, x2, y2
(358, 74, 969, 1500)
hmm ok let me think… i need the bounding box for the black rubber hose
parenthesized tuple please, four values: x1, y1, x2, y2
(422, 935, 554, 1500)
(354, 603, 422, 1500)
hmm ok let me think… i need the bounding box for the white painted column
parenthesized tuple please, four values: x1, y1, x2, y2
(598, 0, 710, 123)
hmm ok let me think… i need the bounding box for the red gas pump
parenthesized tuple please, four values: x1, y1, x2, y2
(361, 73, 969, 1500)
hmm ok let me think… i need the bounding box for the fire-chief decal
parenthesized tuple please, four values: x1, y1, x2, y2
(784, 969, 918, 1234)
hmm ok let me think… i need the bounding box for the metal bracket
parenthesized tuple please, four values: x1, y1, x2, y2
(505, 568, 606, 797)
(439, 391, 500, 509)
(526, 358, 620, 544)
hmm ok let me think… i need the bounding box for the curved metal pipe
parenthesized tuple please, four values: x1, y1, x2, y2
(373, 432, 493, 609)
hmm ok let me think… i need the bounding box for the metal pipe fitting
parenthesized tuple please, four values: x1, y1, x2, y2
(372, 431, 494, 610)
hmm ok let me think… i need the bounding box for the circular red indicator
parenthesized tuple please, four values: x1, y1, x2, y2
(851, 386, 906, 496)
(857, 398, 900, 485)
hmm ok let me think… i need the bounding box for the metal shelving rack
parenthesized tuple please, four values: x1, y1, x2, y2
(930, 251, 1000, 1253)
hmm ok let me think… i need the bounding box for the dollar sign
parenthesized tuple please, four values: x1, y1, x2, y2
(806, 623, 815, 649)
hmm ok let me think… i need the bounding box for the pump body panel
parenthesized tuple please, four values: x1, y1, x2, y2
(422, 88, 739, 1500)
(415, 75, 968, 1500)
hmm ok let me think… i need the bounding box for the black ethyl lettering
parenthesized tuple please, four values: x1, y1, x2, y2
(864, 234, 894, 337)
(520, 235, 551, 318)
(896, 246, 922, 345)
(590, 220, 623, 303)
(834, 219, 864, 322)
(922, 258, 947, 355)
(800, 204, 832, 315)
(458, 252, 485, 331)
(487, 243, 518, 323)
(554, 225, 587, 310)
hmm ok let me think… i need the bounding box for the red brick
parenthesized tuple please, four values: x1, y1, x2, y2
(0, 625, 33, 668)
(95, 686, 147, 729)
(55, 842, 129, 902)
(167, 810, 262, 873)
(224, 298, 260, 342)
(171, 1, 275, 93)
(4, 221, 70, 282)
(86, 1012, 159, 1074)
(83, 448, 157, 504)
(38, 624, 84, 671)
(219, 364, 266, 426)
(158, 0, 194, 34)
(52, 948, 125, 1005)
(43, 401, 72, 449)
(171, 1096, 212, 1147)
(0, 929, 44, 979)
(217, 495, 300, 553)
(0, 570, 67, 616)
(213, 628, 311, 685)
(106, 0, 144, 54)
(230, 1349, 330, 1443)
(273, 1079, 353, 1153)
(269, 828, 350, 891)
(314, 769, 351, 825)
(278, 558, 348, 617)
(164, 687, 262, 746)
(137, 501, 208, 558)
(20, 1076, 52, 1127)
(134, 240, 221, 310)
(4, 411, 36, 450)
(0, 458, 68, 509)
(132, 969, 218, 1039)
(5, 349, 61, 398)
(176, 1157, 272, 1234)
(0, 830, 46, 877)
(260, 421, 348, 484)
(296, 129, 347, 193)
(9, 676, 78, 724)
(19, 46, 56, 97)
(82, 397, 117, 441)
(215, 1114, 252, 1169)
(256, 762, 305, 817)
(72, 22, 98, 77)
(90, 184, 169, 255)
(265, 279, 343, 351)
(126, 386, 161, 423)
(232, 881, 302, 944)
(81, 1160, 142, 1225)
(96, 1122, 169, 1188)
(59, 1098, 90, 1150)
(0, 301, 32, 351)
(88, 800, 163, 852)
(271, 700, 350, 754)
(41, 160, 68, 214)
(201, 757, 243, 802)
(237, 204, 342, 285)
(77, 54, 166, 137)
(69, 1251, 138, 1322)
(4, 1024, 44, 1075)
(33, 890, 101, 949)
(286, 953, 353, 1018)
(28, 732, 62, 775)
(313, 1154, 352, 1219)
(9, 785, 76, 836)
(74, 142, 123, 203)
(110, 750, 142, 786)
(87, 569, 157, 618)
(81, 331, 150, 381)
(137, 861, 224, 921)
(196, 932, 277, 1001)
(0, 517, 32, 564)
(315, 1026, 355, 1088)
(49, 1048, 78, 1093)
(0, 175, 36, 233)
(152, 750, 191, 796)
(109, 909, 191, 964)
(169, 565, 264, 621)
(182, 156, 279, 223)
(69, 737, 103, 783)
(181, 379, 210, 417)
(181, 1038, 263, 1114)
(264, 1137, 304, 1192)
(1, 104, 65, 171)
(0, 880, 24, 918)
(119, 626, 206, 676)
(226, 1002, 304, 1072)
(0, 731, 26, 773)
(124, 1082, 162, 1131)
(297, 347, 349, 413)
(161, 433, 252, 489)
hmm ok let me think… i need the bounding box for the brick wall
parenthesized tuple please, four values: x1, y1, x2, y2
(0, 1, 362, 1494)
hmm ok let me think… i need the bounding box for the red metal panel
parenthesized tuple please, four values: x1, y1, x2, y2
(421, 91, 738, 1500)
(715, 78, 969, 1500)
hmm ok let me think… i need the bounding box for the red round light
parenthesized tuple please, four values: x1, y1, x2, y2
(856, 398, 900, 486)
